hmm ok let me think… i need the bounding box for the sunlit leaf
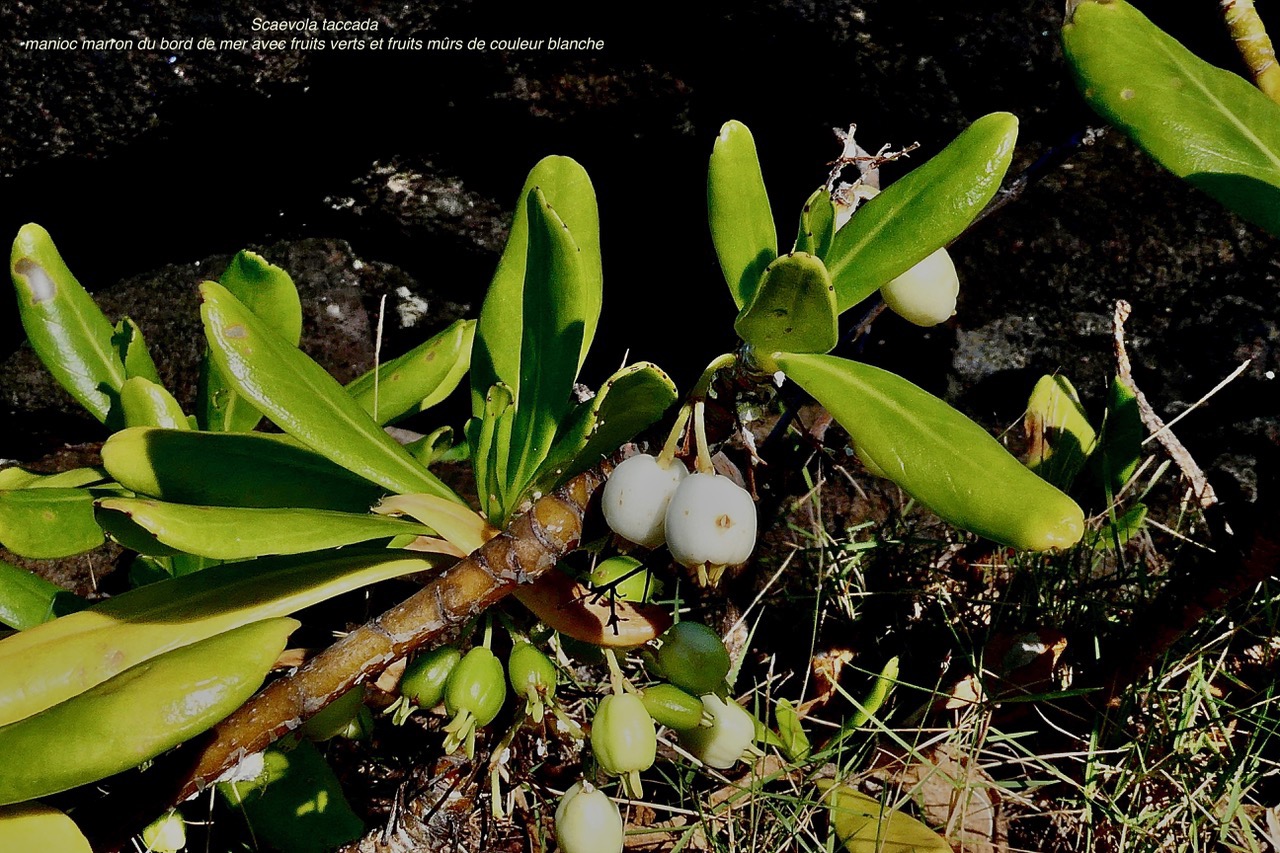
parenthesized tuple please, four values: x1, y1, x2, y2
(709, 120, 778, 308)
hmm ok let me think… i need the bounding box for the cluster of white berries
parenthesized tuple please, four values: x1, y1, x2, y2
(601, 452, 756, 585)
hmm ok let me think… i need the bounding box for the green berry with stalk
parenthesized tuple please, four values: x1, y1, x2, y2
(507, 641, 557, 723)
(442, 646, 506, 759)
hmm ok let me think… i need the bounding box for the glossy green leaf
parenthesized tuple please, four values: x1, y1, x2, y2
(527, 361, 678, 499)
(10, 224, 125, 423)
(0, 559, 86, 631)
(824, 113, 1018, 312)
(219, 739, 363, 851)
(200, 250, 303, 432)
(793, 187, 836, 258)
(774, 698, 811, 762)
(101, 427, 386, 513)
(0, 467, 107, 490)
(1064, 0, 1280, 236)
(112, 317, 161, 384)
(734, 252, 838, 368)
(201, 281, 461, 503)
(0, 548, 443, 726)
(821, 782, 951, 853)
(405, 426, 457, 466)
(778, 353, 1084, 551)
(95, 498, 432, 560)
(709, 120, 778, 308)
(346, 319, 475, 425)
(0, 489, 104, 559)
(1024, 375, 1097, 489)
(118, 376, 189, 430)
(1094, 375, 1144, 496)
(471, 156, 601, 418)
(505, 189, 590, 502)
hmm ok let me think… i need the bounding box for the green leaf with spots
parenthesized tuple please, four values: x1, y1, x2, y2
(0, 488, 104, 559)
(95, 498, 433, 560)
(778, 353, 1084, 551)
(734, 252, 838, 369)
(1024, 374, 1097, 490)
(201, 281, 462, 503)
(346, 319, 475, 425)
(1064, 0, 1280, 236)
(199, 250, 304, 432)
(824, 113, 1018, 313)
(10, 224, 125, 423)
(709, 120, 778, 308)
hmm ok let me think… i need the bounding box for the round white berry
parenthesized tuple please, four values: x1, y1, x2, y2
(663, 473, 757, 574)
(555, 781, 623, 853)
(677, 694, 756, 769)
(880, 247, 959, 326)
(602, 454, 688, 548)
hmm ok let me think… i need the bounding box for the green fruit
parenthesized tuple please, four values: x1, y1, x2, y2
(400, 645, 462, 709)
(555, 781, 623, 853)
(656, 622, 731, 696)
(879, 247, 959, 326)
(589, 555, 664, 603)
(590, 693, 656, 798)
(300, 686, 366, 742)
(639, 683, 706, 731)
(507, 641, 557, 722)
(442, 647, 506, 758)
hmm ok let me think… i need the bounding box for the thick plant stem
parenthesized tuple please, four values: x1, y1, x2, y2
(1222, 0, 1280, 103)
(174, 464, 607, 802)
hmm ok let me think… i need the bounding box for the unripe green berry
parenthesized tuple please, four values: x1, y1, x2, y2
(880, 247, 959, 327)
(602, 454, 688, 548)
(300, 686, 367, 742)
(639, 683, 707, 730)
(507, 641, 557, 722)
(655, 621, 731, 697)
(555, 781, 623, 853)
(400, 645, 462, 709)
(591, 693, 656, 797)
(442, 647, 507, 758)
(589, 555, 664, 603)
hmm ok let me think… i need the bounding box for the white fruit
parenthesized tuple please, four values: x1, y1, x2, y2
(677, 694, 756, 769)
(602, 454, 688, 548)
(663, 473, 757, 575)
(880, 247, 960, 326)
(555, 780, 624, 853)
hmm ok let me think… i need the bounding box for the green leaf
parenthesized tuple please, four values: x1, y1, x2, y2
(824, 113, 1018, 313)
(218, 739, 364, 851)
(469, 383, 515, 522)
(10, 224, 125, 423)
(405, 426, 457, 466)
(200, 281, 462, 503)
(112, 317, 161, 384)
(0, 489, 104, 559)
(709, 120, 778, 308)
(778, 353, 1084, 551)
(527, 361, 678, 499)
(0, 548, 444, 727)
(793, 187, 836, 258)
(1064, 0, 1280, 236)
(0, 560, 87, 631)
(101, 427, 387, 513)
(1024, 374, 1097, 489)
(734, 252, 838, 368)
(0, 467, 108, 490)
(118, 376, 190, 430)
(1092, 502, 1148, 552)
(1094, 375, 1144, 496)
(774, 698, 811, 762)
(346, 319, 475, 425)
(820, 782, 951, 853)
(200, 250, 303, 432)
(505, 189, 590, 501)
(471, 156, 601, 418)
(95, 498, 433, 560)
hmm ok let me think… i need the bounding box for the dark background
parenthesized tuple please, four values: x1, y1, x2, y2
(2, 0, 1277, 511)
